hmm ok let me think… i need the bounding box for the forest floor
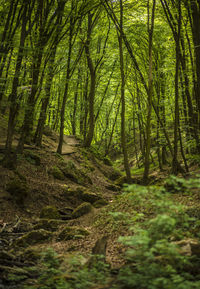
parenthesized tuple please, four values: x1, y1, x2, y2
(1, 119, 200, 288)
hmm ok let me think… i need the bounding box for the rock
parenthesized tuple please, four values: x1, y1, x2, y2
(93, 199, 109, 208)
(60, 160, 92, 185)
(40, 206, 60, 219)
(48, 166, 65, 180)
(15, 229, 53, 247)
(175, 238, 200, 257)
(57, 226, 90, 241)
(33, 219, 65, 231)
(80, 191, 102, 203)
(6, 178, 29, 206)
(58, 207, 73, 220)
(72, 202, 92, 219)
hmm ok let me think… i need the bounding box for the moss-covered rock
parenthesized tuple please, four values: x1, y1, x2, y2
(57, 226, 90, 241)
(40, 206, 60, 219)
(62, 187, 84, 200)
(93, 199, 109, 208)
(80, 191, 102, 203)
(48, 166, 65, 180)
(6, 177, 29, 206)
(72, 202, 92, 219)
(33, 219, 65, 231)
(58, 207, 73, 220)
(15, 229, 53, 247)
(60, 160, 92, 185)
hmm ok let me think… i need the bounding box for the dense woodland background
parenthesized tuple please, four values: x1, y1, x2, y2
(1, 1, 200, 289)
(0, 0, 200, 179)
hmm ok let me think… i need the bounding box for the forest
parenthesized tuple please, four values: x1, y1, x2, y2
(0, 0, 200, 288)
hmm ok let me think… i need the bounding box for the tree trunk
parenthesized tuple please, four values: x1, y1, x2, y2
(118, 0, 131, 183)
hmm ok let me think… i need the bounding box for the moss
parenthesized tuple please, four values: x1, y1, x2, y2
(40, 206, 61, 219)
(15, 229, 53, 247)
(93, 199, 109, 208)
(20, 248, 42, 262)
(6, 177, 29, 206)
(114, 175, 128, 186)
(72, 202, 92, 219)
(60, 161, 92, 185)
(34, 219, 65, 231)
(24, 150, 41, 166)
(57, 226, 90, 241)
(80, 191, 102, 203)
(48, 166, 65, 180)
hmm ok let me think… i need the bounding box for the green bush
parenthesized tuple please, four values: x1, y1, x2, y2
(24, 249, 109, 289)
(116, 184, 200, 289)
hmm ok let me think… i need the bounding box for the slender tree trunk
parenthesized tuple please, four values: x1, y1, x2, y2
(34, 47, 57, 146)
(84, 12, 96, 147)
(3, 2, 28, 168)
(72, 68, 81, 135)
(143, 0, 156, 184)
(172, 0, 181, 174)
(118, 0, 131, 182)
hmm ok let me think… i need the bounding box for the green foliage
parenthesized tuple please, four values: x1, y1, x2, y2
(116, 184, 200, 289)
(164, 175, 200, 194)
(24, 249, 109, 289)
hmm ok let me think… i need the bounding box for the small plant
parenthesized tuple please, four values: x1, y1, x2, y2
(24, 248, 110, 289)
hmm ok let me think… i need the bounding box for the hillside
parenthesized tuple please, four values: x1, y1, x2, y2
(0, 119, 200, 289)
(0, 123, 124, 288)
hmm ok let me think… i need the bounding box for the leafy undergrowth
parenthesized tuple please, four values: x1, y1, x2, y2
(22, 176, 200, 289)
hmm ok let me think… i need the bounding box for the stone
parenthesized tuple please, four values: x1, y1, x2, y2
(33, 219, 65, 231)
(48, 166, 65, 180)
(40, 206, 60, 219)
(58, 207, 73, 220)
(175, 238, 200, 257)
(80, 191, 102, 203)
(93, 199, 109, 208)
(57, 226, 90, 241)
(60, 160, 92, 185)
(15, 229, 53, 247)
(72, 202, 92, 219)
